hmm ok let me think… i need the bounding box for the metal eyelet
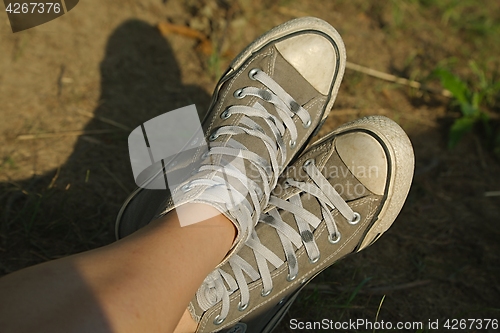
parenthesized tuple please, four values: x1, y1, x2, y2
(213, 315, 225, 325)
(328, 232, 341, 244)
(278, 298, 286, 305)
(309, 255, 320, 264)
(286, 273, 297, 282)
(261, 288, 272, 297)
(220, 109, 231, 119)
(348, 212, 361, 225)
(201, 150, 210, 159)
(181, 183, 192, 192)
(303, 119, 312, 129)
(233, 88, 244, 99)
(289, 140, 296, 149)
(249, 68, 260, 80)
(209, 132, 219, 141)
(238, 302, 248, 311)
(303, 159, 314, 168)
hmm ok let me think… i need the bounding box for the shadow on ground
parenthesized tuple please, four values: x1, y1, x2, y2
(0, 19, 210, 273)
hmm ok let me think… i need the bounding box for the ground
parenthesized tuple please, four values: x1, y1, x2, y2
(0, 0, 499, 332)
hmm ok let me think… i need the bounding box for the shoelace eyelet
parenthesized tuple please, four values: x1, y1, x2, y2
(238, 302, 248, 311)
(303, 119, 312, 129)
(348, 212, 361, 225)
(181, 183, 192, 192)
(209, 132, 219, 141)
(220, 109, 231, 120)
(261, 288, 272, 297)
(213, 315, 225, 325)
(289, 140, 296, 149)
(248, 68, 260, 80)
(309, 255, 320, 264)
(286, 273, 297, 282)
(328, 232, 341, 244)
(201, 150, 209, 159)
(233, 88, 245, 99)
(303, 158, 314, 168)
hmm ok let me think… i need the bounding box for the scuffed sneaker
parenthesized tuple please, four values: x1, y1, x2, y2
(191, 116, 415, 333)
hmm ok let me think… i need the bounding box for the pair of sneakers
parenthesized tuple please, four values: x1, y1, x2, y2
(116, 17, 414, 333)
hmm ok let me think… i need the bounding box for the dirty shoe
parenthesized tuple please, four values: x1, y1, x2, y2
(116, 17, 346, 258)
(190, 115, 415, 332)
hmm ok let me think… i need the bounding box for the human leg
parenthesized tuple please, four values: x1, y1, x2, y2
(0, 204, 234, 333)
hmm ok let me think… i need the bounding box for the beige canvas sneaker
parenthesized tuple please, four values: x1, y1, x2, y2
(116, 17, 346, 259)
(190, 115, 415, 333)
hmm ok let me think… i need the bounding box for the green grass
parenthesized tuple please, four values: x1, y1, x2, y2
(0, 156, 17, 171)
(207, 47, 223, 82)
(432, 62, 500, 148)
(387, 0, 500, 40)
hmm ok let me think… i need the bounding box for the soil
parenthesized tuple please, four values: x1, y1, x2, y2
(1, 0, 499, 332)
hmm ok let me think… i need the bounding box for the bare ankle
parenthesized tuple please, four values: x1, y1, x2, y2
(173, 308, 198, 333)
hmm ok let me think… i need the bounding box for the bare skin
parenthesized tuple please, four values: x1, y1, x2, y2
(0, 204, 236, 333)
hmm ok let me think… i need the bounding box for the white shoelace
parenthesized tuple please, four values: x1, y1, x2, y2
(173, 68, 312, 241)
(195, 161, 360, 324)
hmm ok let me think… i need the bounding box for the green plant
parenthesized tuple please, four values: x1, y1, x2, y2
(0, 156, 17, 170)
(433, 63, 500, 148)
(438, 0, 500, 37)
(207, 49, 223, 81)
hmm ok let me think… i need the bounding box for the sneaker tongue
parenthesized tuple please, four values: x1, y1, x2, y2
(271, 47, 322, 105)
